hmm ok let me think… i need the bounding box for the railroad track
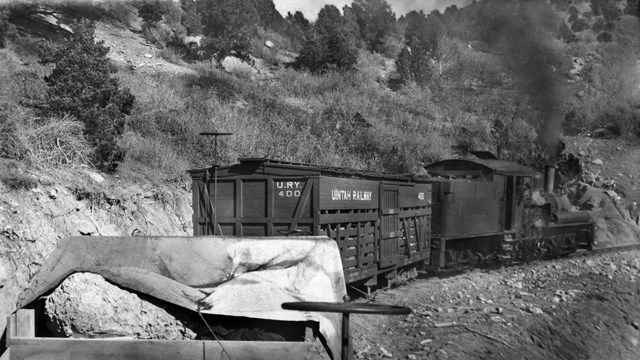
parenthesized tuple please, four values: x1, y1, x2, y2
(568, 243, 640, 259)
(422, 243, 640, 278)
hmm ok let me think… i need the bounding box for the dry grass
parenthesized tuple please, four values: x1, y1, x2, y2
(11, 114, 92, 167)
(119, 131, 190, 181)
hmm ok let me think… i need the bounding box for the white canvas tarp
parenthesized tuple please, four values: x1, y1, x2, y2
(17, 236, 347, 359)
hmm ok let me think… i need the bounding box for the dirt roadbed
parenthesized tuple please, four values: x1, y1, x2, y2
(352, 251, 640, 359)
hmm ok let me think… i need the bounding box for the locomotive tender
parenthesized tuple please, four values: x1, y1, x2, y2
(189, 157, 594, 287)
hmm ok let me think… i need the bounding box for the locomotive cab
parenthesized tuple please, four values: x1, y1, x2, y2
(425, 158, 540, 235)
(424, 158, 593, 268)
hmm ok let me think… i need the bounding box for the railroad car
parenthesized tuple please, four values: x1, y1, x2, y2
(189, 157, 594, 285)
(188, 158, 432, 287)
(424, 158, 594, 268)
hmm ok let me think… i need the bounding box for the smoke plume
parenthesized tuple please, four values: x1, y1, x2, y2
(475, 0, 564, 160)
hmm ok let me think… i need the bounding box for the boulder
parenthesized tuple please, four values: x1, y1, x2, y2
(221, 56, 257, 77)
(87, 171, 105, 183)
(44, 273, 198, 339)
(0, 261, 8, 288)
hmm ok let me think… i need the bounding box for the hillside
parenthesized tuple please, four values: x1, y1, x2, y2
(1, 0, 640, 356)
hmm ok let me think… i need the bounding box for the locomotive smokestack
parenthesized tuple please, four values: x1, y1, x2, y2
(544, 165, 556, 193)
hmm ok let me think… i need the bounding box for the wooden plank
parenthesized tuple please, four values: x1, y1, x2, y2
(360, 254, 375, 263)
(312, 177, 320, 236)
(401, 219, 411, 256)
(342, 238, 358, 247)
(214, 217, 315, 223)
(341, 248, 357, 257)
(342, 258, 358, 268)
(360, 235, 375, 245)
(288, 179, 313, 231)
(356, 223, 362, 269)
(205, 341, 322, 360)
(8, 314, 16, 342)
(16, 310, 35, 338)
(319, 213, 377, 224)
(9, 338, 204, 360)
(399, 208, 431, 218)
(9, 338, 325, 360)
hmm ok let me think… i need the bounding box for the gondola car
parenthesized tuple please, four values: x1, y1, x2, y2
(188, 158, 432, 287)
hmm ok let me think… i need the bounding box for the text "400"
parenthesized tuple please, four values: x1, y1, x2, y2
(278, 190, 301, 198)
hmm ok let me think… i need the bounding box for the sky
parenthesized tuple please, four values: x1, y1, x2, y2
(272, 0, 473, 20)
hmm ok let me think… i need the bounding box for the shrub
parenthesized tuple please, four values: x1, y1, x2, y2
(137, 1, 167, 29)
(119, 131, 190, 180)
(592, 17, 606, 32)
(94, 0, 138, 26)
(0, 9, 17, 48)
(596, 104, 640, 137)
(0, 106, 29, 160)
(559, 21, 578, 42)
(626, 0, 640, 16)
(38, 20, 135, 172)
(571, 17, 590, 32)
(0, 171, 38, 190)
(158, 47, 187, 65)
(596, 31, 612, 42)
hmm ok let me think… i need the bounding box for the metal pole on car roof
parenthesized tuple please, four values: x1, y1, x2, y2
(200, 132, 233, 235)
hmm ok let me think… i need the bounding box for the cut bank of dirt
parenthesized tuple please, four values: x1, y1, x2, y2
(351, 251, 640, 360)
(0, 161, 193, 342)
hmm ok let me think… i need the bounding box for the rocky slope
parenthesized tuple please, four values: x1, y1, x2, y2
(0, 159, 193, 340)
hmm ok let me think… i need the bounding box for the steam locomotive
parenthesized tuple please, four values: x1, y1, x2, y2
(188, 155, 594, 288)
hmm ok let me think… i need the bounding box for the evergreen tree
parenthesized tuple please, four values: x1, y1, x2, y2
(38, 20, 134, 172)
(315, 4, 344, 36)
(289, 10, 310, 29)
(395, 10, 444, 86)
(284, 10, 310, 48)
(253, 0, 285, 31)
(180, 0, 202, 35)
(350, 0, 396, 53)
(294, 5, 358, 73)
(198, 0, 259, 62)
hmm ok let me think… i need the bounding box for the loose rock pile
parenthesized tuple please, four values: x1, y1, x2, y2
(352, 250, 640, 360)
(45, 273, 199, 339)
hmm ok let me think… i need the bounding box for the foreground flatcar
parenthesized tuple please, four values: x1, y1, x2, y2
(188, 158, 432, 286)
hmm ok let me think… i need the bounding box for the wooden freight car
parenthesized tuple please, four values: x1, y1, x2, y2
(188, 158, 432, 286)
